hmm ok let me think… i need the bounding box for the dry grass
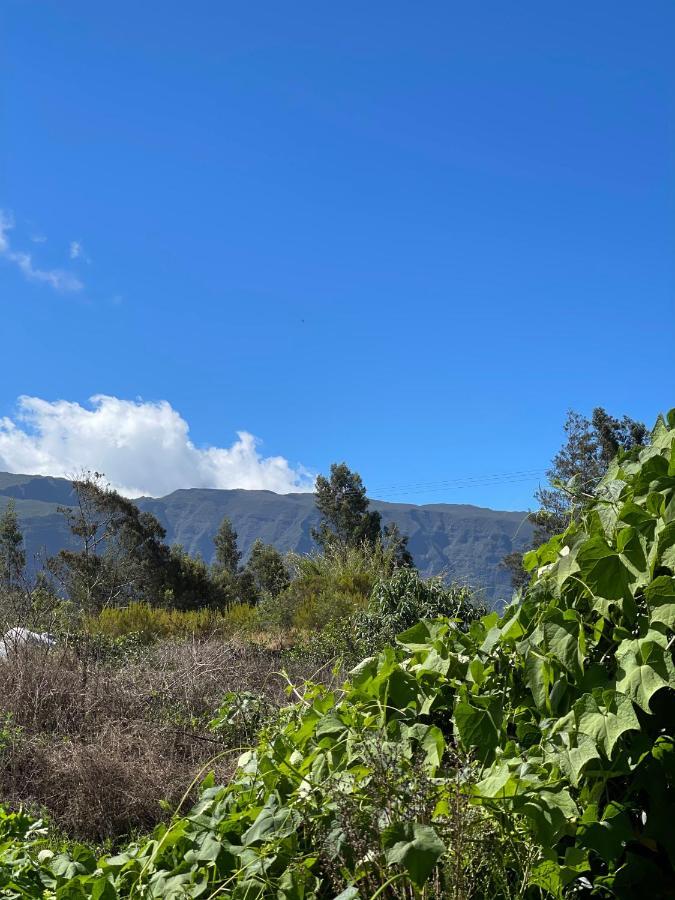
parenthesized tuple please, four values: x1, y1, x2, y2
(0, 636, 313, 844)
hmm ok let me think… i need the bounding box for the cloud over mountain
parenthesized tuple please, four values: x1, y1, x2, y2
(0, 395, 314, 497)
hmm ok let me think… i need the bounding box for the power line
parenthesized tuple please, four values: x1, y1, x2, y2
(314, 469, 547, 501)
(368, 470, 545, 498)
(368, 469, 544, 493)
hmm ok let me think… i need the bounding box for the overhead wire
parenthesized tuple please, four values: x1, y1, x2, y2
(313, 469, 547, 502)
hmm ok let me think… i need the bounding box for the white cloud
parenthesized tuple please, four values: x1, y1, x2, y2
(0, 395, 314, 498)
(0, 211, 83, 292)
(69, 240, 90, 263)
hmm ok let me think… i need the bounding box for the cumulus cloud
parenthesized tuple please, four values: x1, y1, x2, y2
(0, 395, 314, 498)
(0, 211, 83, 292)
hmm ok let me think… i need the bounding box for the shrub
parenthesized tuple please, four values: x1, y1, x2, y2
(221, 600, 260, 634)
(83, 601, 253, 643)
(208, 691, 279, 747)
(293, 568, 485, 667)
(0, 635, 315, 844)
(259, 540, 399, 635)
(358, 568, 486, 653)
(289, 537, 398, 585)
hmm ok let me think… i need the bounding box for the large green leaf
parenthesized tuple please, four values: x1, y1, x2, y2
(542, 617, 583, 676)
(242, 797, 300, 846)
(383, 823, 445, 887)
(453, 697, 501, 757)
(522, 787, 578, 845)
(576, 535, 633, 600)
(646, 575, 675, 630)
(655, 521, 675, 572)
(615, 632, 675, 712)
(574, 692, 640, 758)
(548, 733, 601, 787)
(525, 651, 553, 711)
(577, 801, 633, 863)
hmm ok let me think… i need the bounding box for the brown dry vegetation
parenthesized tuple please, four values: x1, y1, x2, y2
(0, 636, 316, 844)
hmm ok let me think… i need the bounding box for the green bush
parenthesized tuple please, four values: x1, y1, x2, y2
(359, 568, 486, 653)
(208, 691, 279, 747)
(257, 540, 391, 634)
(82, 601, 256, 643)
(293, 568, 485, 666)
(288, 538, 399, 585)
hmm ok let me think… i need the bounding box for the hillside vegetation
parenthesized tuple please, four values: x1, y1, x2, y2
(0, 411, 673, 897)
(0, 474, 533, 602)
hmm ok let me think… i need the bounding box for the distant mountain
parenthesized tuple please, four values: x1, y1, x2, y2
(0, 471, 534, 604)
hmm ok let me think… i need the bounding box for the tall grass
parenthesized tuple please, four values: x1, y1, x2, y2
(288, 537, 399, 584)
(83, 601, 257, 642)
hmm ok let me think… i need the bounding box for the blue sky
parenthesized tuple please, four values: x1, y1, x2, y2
(1, 1, 673, 507)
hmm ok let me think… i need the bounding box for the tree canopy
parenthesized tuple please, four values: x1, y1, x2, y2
(213, 516, 241, 576)
(0, 500, 26, 591)
(245, 539, 290, 598)
(503, 407, 648, 590)
(312, 462, 382, 551)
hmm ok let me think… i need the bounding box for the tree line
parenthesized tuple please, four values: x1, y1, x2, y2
(0, 462, 413, 613)
(0, 404, 649, 610)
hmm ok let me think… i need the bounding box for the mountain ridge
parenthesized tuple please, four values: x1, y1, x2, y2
(0, 471, 534, 602)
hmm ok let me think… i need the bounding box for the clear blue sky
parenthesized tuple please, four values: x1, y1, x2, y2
(1, 1, 673, 508)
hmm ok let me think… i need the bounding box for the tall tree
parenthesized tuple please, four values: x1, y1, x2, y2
(531, 407, 648, 542)
(0, 500, 26, 591)
(48, 472, 171, 609)
(502, 407, 648, 589)
(166, 544, 226, 610)
(213, 516, 241, 576)
(211, 516, 262, 605)
(312, 463, 382, 551)
(500, 549, 531, 593)
(245, 539, 290, 598)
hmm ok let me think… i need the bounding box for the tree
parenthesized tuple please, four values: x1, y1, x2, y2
(165, 545, 225, 610)
(213, 517, 241, 576)
(0, 500, 26, 591)
(312, 463, 382, 551)
(382, 522, 415, 569)
(499, 549, 531, 593)
(236, 568, 260, 606)
(531, 407, 648, 542)
(211, 516, 263, 605)
(502, 407, 648, 590)
(48, 472, 172, 610)
(245, 540, 290, 598)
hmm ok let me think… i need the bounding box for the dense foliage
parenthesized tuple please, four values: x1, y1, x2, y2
(503, 407, 649, 590)
(293, 567, 485, 667)
(0, 410, 673, 897)
(530, 406, 648, 542)
(312, 463, 413, 568)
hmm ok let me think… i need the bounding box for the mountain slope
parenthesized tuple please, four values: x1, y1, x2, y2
(0, 472, 534, 603)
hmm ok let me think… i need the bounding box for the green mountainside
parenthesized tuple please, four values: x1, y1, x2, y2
(0, 471, 534, 603)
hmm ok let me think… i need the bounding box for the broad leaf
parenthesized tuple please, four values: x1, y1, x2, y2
(384, 823, 445, 887)
(574, 692, 640, 758)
